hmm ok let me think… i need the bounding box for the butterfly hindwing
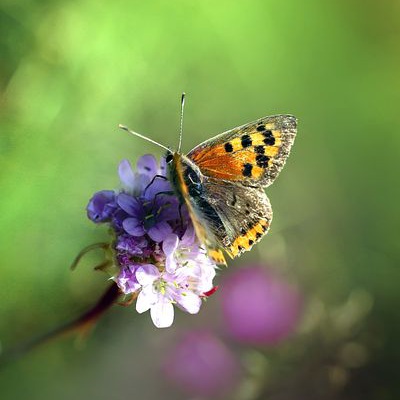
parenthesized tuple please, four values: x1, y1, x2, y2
(188, 114, 297, 188)
(185, 175, 273, 258)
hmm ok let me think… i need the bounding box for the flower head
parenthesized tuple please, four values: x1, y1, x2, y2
(163, 330, 240, 397)
(86, 154, 218, 328)
(221, 265, 303, 345)
(86, 190, 117, 223)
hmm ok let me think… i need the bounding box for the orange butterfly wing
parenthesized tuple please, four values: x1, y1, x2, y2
(188, 115, 297, 187)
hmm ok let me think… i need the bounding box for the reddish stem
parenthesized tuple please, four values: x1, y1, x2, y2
(0, 283, 120, 367)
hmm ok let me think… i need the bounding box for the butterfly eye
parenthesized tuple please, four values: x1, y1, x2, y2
(165, 153, 173, 164)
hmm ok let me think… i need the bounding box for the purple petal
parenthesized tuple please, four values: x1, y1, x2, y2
(158, 200, 180, 221)
(159, 157, 167, 176)
(144, 178, 173, 200)
(116, 267, 141, 294)
(117, 193, 142, 215)
(123, 217, 145, 236)
(137, 154, 158, 176)
(136, 173, 151, 193)
(181, 223, 196, 246)
(112, 209, 129, 230)
(163, 233, 179, 256)
(86, 190, 116, 223)
(148, 221, 172, 242)
(118, 159, 136, 188)
(116, 235, 147, 255)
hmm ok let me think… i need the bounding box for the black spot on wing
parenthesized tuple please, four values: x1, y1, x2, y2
(242, 163, 253, 177)
(261, 224, 268, 232)
(224, 142, 233, 152)
(257, 125, 266, 132)
(256, 154, 269, 168)
(263, 130, 275, 146)
(241, 134, 252, 148)
(254, 145, 265, 154)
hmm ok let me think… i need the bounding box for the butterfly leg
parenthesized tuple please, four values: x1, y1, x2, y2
(151, 190, 175, 206)
(178, 202, 185, 229)
(149, 191, 176, 221)
(117, 292, 138, 307)
(143, 174, 168, 196)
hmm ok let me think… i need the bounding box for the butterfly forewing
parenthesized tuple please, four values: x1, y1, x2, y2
(188, 115, 297, 188)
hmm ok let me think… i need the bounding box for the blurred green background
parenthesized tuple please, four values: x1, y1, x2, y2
(1, 0, 399, 399)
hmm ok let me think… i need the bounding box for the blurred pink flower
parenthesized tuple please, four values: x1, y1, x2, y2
(221, 265, 303, 345)
(163, 331, 240, 398)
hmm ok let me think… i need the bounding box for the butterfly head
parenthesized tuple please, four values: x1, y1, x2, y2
(166, 151, 203, 201)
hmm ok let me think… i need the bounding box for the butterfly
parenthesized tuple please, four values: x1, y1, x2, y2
(120, 95, 297, 265)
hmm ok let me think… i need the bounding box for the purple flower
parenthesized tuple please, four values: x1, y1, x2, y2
(113, 226, 217, 328)
(86, 190, 117, 223)
(116, 235, 148, 256)
(116, 265, 141, 294)
(118, 155, 169, 196)
(221, 265, 303, 345)
(135, 255, 215, 328)
(87, 154, 218, 328)
(118, 192, 179, 242)
(163, 331, 240, 397)
(162, 224, 199, 273)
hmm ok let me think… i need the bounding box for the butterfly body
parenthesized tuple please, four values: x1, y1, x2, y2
(167, 114, 297, 265)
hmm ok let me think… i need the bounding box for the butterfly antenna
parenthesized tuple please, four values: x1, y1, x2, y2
(118, 124, 170, 152)
(178, 92, 185, 153)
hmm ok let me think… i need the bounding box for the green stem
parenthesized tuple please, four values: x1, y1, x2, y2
(70, 242, 109, 271)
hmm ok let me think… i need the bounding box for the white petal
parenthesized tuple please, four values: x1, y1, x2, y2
(198, 266, 217, 293)
(136, 287, 158, 313)
(165, 255, 178, 274)
(150, 301, 174, 328)
(136, 264, 160, 285)
(177, 291, 202, 314)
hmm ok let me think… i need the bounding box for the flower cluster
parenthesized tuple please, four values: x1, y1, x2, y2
(86, 155, 218, 328)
